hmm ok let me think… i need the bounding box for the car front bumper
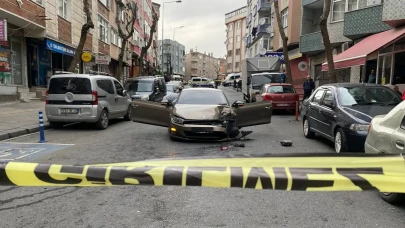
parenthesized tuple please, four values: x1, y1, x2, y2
(344, 128, 368, 152)
(169, 122, 228, 141)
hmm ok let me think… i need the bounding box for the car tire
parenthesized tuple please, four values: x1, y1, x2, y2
(124, 106, 132, 121)
(50, 122, 63, 129)
(303, 118, 315, 139)
(334, 128, 349, 153)
(379, 192, 405, 205)
(96, 110, 109, 130)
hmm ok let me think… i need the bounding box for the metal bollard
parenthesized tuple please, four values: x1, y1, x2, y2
(38, 111, 47, 143)
(295, 101, 299, 121)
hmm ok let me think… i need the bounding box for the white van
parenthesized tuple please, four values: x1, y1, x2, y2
(172, 75, 182, 81)
(222, 73, 241, 87)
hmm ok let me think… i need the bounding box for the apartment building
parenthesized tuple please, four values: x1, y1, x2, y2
(300, 0, 405, 87)
(225, 6, 247, 73)
(184, 50, 220, 81)
(158, 39, 185, 76)
(245, 0, 308, 94)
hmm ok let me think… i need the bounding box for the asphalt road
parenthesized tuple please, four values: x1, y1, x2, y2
(0, 87, 404, 228)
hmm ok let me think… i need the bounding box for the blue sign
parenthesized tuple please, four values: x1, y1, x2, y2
(45, 39, 75, 56)
(262, 51, 284, 63)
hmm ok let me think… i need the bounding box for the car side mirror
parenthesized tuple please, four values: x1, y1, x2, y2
(232, 101, 244, 107)
(122, 90, 127, 96)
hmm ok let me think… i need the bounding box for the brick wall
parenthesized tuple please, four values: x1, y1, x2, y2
(3, 0, 46, 27)
(58, 16, 72, 44)
(98, 40, 110, 55)
(84, 33, 93, 51)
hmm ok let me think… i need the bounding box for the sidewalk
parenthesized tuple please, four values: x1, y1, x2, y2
(0, 101, 50, 141)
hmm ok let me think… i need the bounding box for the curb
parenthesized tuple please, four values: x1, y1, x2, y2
(0, 123, 51, 141)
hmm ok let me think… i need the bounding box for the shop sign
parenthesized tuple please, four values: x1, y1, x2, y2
(81, 52, 92, 62)
(262, 51, 285, 63)
(45, 39, 75, 56)
(95, 55, 111, 65)
(0, 20, 7, 42)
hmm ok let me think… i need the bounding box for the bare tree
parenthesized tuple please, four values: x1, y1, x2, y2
(139, 11, 158, 75)
(68, 0, 94, 72)
(273, 1, 292, 84)
(319, 0, 336, 83)
(116, 0, 138, 82)
(213, 63, 221, 79)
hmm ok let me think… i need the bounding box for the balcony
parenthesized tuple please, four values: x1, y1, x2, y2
(163, 50, 171, 54)
(344, 5, 391, 40)
(299, 31, 324, 54)
(382, 0, 405, 27)
(257, 0, 271, 12)
(256, 23, 271, 37)
(302, 0, 322, 7)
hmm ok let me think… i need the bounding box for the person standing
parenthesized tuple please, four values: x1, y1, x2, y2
(233, 78, 237, 89)
(368, 70, 376, 83)
(303, 75, 315, 100)
(31, 53, 38, 86)
(237, 79, 242, 92)
(280, 70, 286, 83)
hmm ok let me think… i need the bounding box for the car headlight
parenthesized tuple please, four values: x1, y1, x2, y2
(141, 95, 149, 101)
(350, 123, 370, 132)
(171, 116, 184, 124)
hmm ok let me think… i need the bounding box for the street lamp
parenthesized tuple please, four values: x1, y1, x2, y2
(161, 0, 181, 77)
(173, 26, 184, 41)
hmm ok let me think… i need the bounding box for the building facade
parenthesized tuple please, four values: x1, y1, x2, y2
(300, 0, 405, 88)
(184, 49, 220, 81)
(245, 0, 308, 95)
(158, 39, 185, 76)
(225, 6, 247, 73)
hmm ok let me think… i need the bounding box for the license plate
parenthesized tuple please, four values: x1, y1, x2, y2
(60, 109, 79, 114)
(191, 127, 213, 133)
(277, 104, 289, 106)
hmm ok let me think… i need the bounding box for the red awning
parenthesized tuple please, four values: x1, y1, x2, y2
(322, 26, 405, 71)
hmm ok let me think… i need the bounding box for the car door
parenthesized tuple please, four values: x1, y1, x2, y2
(96, 79, 115, 111)
(318, 89, 336, 138)
(233, 102, 272, 128)
(113, 80, 128, 116)
(307, 89, 325, 132)
(131, 100, 172, 127)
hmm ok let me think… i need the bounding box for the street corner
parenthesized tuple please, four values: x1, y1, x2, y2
(0, 142, 73, 162)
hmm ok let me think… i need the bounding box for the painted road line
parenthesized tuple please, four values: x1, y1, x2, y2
(2, 142, 75, 146)
(0, 143, 71, 161)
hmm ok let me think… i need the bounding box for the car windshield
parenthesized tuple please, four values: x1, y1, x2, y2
(124, 81, 153, 92)
(337, 86, 402, 106)
(49, 77, 92, 94)
(177, 90, 228, 105)
(268, 85, 296, 94)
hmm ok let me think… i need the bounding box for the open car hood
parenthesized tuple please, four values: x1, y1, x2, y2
(173, 105, 227, 120)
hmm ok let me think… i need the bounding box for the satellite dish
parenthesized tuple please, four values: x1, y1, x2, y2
(259, 48, 267, 55)
(266, 26, 273, 34)
(259, 18, 266, 25)
(298, 61, 308, 71)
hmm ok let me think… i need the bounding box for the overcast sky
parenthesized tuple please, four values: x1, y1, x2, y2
(154, 0, 246, 59)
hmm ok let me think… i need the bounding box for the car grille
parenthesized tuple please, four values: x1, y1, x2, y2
(48, 100, 92, 105)
(183, 120, 222, 126)
(184, 132, 226, 139)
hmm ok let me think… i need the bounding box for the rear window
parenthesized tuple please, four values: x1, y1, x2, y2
(268, 85, 296, 94)
(124, 80, 153, 92)
(49, 77, 92, 94)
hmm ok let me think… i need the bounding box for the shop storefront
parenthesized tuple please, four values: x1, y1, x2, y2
(375, 38, 405, 85)
(0, 21, 25, 88)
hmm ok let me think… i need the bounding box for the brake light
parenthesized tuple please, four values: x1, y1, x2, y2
(263, 94, 272, 102)
(92, 91, 98, 105)
(368, 123, 372, 133)
(45, 90, 49, 104)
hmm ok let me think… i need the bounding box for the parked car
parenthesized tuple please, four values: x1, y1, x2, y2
(190, 77, 213, 88)
(255, 83, 299, 111)
(301, 83, 402, 153)
(131, 88, 272, 141)
(45, 73, 132, 130)
(124, 76, 167, 102)
(365, 100, 405, 204)
(222, 73, 241, 87)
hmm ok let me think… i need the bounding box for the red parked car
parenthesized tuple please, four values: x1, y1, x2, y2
(256, 83, 299, 111)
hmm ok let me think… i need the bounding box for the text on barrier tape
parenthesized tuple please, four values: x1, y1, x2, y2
(1, 153, 405, 192)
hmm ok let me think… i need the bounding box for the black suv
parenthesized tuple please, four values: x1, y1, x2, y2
(124, 76, 167, 102)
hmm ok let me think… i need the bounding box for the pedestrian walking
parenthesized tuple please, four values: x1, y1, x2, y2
(233, 79, 237, 90)
(303, 75, 315, 100)
(280, 70, 286, 83)
(237, 79, 242, 92)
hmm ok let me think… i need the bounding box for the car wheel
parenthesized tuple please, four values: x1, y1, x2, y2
(96, 110, 109, 130)
(379, 192, 405, 205)
(50, 122, 63, 129)
(124, 106, 132, 121)
(303, 118, 315, 139)
(334, 128, 349, 153)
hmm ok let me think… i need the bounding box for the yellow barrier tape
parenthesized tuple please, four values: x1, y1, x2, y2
(1, 153, 405, 192)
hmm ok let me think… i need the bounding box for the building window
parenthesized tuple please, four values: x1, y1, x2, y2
(98, 15, 109, 43)
(33, 0, 43, 5)
(236, 35, 241, 42)
(332, 0, 358, 22)
(348, 0, 359, 11)
(237, 21, 241, 29)
(58, 0, 69, 20)
(235, 62, 240, 69)
(367, 0, 382, 6)
(262, 38, 269, 50)
(281, 8, 288, 28)
(227, 63, 232, 69)
(227, 50, 232, 57)
(229, 24, 233, 31)
(236, 49, 241, 55)
(229, 38, 233, 44)
(99, 0, 108, 7)
(118, 36, 122, 48)
(111, 30, 117, 46)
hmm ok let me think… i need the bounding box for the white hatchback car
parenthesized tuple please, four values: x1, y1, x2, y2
(365, 100, 405, 204)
